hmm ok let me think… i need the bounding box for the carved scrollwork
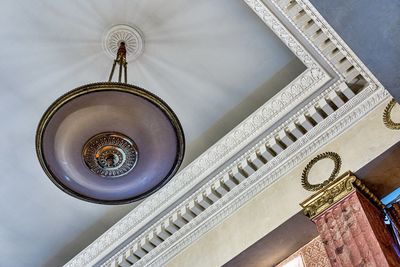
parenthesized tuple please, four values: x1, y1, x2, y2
(301, 172, 384, 219)
(301, 152, 342, 191)
(302, 175, 352, 218)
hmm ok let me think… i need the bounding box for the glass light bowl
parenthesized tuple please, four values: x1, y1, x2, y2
(36, 82, 185, 204)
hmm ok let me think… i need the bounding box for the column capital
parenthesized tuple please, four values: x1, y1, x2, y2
(300, 171, 384, 219)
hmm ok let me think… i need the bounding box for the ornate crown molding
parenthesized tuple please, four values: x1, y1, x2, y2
(66, 0, 390, 266)
(135, 85, 388, 267)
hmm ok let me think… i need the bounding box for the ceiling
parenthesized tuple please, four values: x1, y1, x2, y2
(310, 0, 400, 101)
(0, 1, 305, 266)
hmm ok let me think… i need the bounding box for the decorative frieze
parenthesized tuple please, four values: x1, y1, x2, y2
(65, 0, 390, 266)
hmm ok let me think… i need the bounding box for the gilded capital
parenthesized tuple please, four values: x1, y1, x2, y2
(300, 172, 383, 219)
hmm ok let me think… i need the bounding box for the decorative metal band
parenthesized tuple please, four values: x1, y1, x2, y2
(301, 151, 342, 191)
(383, 98, 400, 130)
(82, 132, 138, 178)
(36, 82, 185, 205)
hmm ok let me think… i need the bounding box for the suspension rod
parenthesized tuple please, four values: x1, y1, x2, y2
(108, 42, 128, 83)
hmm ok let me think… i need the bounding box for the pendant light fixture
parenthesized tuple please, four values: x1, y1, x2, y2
(36, 27, 185, 204)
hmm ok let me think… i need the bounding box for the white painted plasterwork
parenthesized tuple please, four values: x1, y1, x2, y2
(143, 87, 388, 267)
(66, 0, 389, 266)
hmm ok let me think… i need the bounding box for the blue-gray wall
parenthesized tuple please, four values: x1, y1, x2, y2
(311, 0, 400, 100)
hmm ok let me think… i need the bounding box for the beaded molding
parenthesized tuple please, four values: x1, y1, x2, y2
(65, 0, 389, 266)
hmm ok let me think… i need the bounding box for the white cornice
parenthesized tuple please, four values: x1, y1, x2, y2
(65, 0, 388, 266)
(144, 87, 389, 267)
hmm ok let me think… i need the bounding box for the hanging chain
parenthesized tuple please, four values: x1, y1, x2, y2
(108, 42, 128, 83)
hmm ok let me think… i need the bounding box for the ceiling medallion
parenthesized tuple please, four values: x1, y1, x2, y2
(36, 26, 185, 204)
(103, 24, 144, 62)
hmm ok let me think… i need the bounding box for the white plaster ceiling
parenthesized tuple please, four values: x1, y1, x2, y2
(0, 0, 305, 266)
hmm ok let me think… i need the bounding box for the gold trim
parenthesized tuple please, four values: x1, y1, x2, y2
(36, 82, 185, 205)
(82, 132, 139, 178)
(300, 172, 384, 219)
(301, 151, 341, 191)
(383, 98, 400, 130)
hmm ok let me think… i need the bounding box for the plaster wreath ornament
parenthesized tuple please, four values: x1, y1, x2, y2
(301, 151, 342, 192)
(383, 98, 400, 130)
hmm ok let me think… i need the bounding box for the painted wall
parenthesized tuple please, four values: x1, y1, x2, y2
(166, 99, 400, 267)
(310, 0, 400, 100)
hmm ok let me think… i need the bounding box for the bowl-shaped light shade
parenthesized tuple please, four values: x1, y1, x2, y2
(36, 83, 185, 204)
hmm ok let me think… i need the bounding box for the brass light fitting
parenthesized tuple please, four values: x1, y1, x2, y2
(36, 40, 185, 204)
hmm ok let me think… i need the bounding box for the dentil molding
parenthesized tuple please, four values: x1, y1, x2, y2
(66, 0, 389, 266)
